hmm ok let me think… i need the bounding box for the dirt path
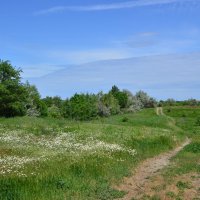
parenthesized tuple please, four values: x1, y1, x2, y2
(115, 138, 191, 200)
(156, 107, 164, 116)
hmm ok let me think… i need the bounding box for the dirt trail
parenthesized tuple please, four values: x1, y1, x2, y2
(156, 107, 164, 116)
(115, 138, 191, 200)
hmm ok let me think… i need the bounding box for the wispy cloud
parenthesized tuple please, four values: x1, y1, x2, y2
(35, 0, 194, 15)
(47, 49, 133, 64)
(114, 32, 159, 48)
(29, 52, 200, 100)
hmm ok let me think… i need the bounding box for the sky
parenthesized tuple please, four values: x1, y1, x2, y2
(1, 0, 200, 100)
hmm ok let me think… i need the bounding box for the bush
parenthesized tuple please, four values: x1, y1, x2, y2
(66, 93, 98, 120)
(48, 105, 62, 119)
(195, 117, 200, 126)
(184, 142, 200, 153)
(122, 117, 129, 122)
(98, 92, 120, 117)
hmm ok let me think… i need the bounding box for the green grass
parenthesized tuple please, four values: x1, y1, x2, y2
(0, 108, 186, 200)
(162, 106, 200, 185)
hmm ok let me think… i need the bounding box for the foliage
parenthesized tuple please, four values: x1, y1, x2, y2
(65, 93, 98, 120)
(25, 82, 47, 117)
(184, 142, 200, 153)
(135, 90, 157, 108)
(123, 90, 143, 112)
(0, 60, 28, 117)
(48, 105, 62, 118)
(195, 116, 200, 126)
(110, 85, 128, 108)
(97, 92, 120, 116)
(42, 96, 63, 109)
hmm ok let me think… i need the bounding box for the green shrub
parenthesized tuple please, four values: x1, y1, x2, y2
(195, 117, 200, 126)
(122, 117, 129, 122)
(184, 142, 200, 153)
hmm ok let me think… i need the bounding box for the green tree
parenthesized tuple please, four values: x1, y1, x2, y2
(0, 60, 28, 117)
(110, 85, 128, 109)
(67, 93, 98, 120)
(97, 92, 120, 116)
(25, 82, 47, 117)
(42, 96, 63, 108)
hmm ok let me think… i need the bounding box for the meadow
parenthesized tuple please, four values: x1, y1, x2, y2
(0, 108, 190, 200)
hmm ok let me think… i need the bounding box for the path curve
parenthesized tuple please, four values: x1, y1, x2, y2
(115, 138, 191, 200)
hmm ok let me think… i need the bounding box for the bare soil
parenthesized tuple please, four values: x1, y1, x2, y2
(115, 139, 191, 200)
(156, 107, 164, 116)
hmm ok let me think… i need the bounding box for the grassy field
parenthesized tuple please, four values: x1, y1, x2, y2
(0, 108, 188, 200)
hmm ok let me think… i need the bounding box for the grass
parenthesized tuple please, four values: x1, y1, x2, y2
(145, 106, 200, 199)
(163, 106, 200, 178)
(0, 108, 186, 200)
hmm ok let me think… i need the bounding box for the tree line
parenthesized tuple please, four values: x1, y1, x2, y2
(0, 60, 199, 119)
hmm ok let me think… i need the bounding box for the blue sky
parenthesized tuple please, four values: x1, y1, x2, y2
(1, 0, 200, 99)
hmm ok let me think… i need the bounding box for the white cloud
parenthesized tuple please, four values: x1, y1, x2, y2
(47, 49, 133, 64)
(21, 64, 66, 78)
(35, 0, 193, 15)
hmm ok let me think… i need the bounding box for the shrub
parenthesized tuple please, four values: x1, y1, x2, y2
(195, 117, 200, 126)
(67, 93, 98, 120)
(184, 142, 200, 153)
(122, 117, 129, 122)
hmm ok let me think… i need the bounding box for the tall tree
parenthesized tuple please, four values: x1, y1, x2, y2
(0, 60, 27, 117)
(110, 85, 128, 109)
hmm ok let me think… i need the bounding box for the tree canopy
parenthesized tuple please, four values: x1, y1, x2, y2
(0, 60, 27, 117)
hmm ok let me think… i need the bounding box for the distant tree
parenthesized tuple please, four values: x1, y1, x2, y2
(62, 99, 71, 118)
(123, 90, 143, 112)
(135, 90, 156, 108)
(110, 85, 128, 108)
(110, 85, 120, 95)
(186, 98, 199, 106)
(25, 82, 47, 117)
(67, 93, 98, 120)
(97, 92, 120, 116)
(48, 105, 62, 118)
(43, 96, 63, 108)
(164, 98, 176, 106)
(0, 60, 28, 117)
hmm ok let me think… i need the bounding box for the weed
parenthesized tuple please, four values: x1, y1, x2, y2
(184, 142, 200, 153)
(176, 181, 191, 190)
(121, 116, 129, 122)
(166, 191, 176, 198)
(195, 117, 200, 126)
(150, 195, 161, 200)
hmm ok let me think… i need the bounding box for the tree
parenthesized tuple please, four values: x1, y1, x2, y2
(0, 60, 28, 117)
(186, 98, 199, 106)
(25, 82, 47, 117)
(135, 90, 156, 108)
(110, 85, 120, 95)
(123, 90, 143, 112)
(109, 85, 128, 109)
(97, 92, 120, 116)
(42, 96, 63, 108)
(66, 93, 98, 120)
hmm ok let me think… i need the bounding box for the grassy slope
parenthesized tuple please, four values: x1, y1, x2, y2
(0, 109, 185, 200)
